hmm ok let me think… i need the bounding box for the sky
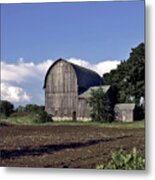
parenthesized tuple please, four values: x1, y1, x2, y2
(0, 0, 144, 106)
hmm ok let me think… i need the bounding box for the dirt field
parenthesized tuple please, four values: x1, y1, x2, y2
(0, 124, 145, 169)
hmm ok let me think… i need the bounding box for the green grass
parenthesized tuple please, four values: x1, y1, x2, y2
(0, 115, 144, 129)
(0, 114, 36, 125)
(51, 120, 144, 129)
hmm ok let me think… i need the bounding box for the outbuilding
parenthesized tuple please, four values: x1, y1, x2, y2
(114, 103, 136, 122)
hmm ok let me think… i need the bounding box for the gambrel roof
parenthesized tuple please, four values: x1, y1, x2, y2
(43, 58, 103, 94)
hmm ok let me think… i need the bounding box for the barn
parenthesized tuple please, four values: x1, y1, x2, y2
(43, 58, 110, 121)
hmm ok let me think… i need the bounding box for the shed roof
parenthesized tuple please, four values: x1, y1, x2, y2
(115, 103, 135, 110)
(78, 85, 110, 99)
(43, 58, 103, 94)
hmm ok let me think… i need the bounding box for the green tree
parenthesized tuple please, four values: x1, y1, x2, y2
(0, 100, 14, 117)
(16, 105, 25, 112)
(25, 104, 43, 113)
(103, 43, 144, 105)
(103, 43, 145, 119)
(88, 87, 113, 122)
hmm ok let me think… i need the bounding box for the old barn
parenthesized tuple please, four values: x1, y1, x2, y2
(43, 58, 110, 121)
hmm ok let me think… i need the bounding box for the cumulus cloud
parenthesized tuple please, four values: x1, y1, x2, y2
(68, 58, 121, 76)
(1, 82, 31, 102)
(1, 57, 120, 84)
(1, 58, 54, 83)
(1, 57, 120, 103)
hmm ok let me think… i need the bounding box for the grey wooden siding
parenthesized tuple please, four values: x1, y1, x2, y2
(77, 98, 90, 118)
(44, 59, 104, 121)
(45, 60, 78, 118)
(114, 104, 135, 122)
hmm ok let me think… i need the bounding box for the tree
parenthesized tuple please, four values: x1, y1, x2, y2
(0, 100, 14, 117)
(103, 43, 145, 119)
(103, 43, 145, 104)
(88, 87, 113, 122)
(16, 105, 25, 112)
(25, 104, 43, 113)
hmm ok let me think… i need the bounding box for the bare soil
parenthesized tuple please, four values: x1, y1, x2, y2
(0, 124, 145, 169)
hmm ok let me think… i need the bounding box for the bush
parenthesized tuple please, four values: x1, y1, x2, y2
(25, 104, 43, 113)
(33, 109, 52, 123)
(88, 87, 113, 122)
(0, 100, 14, 117)
(96, 148, 145, 170)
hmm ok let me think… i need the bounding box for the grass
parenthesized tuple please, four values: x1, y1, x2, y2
(51, 120, 144, 129)
(0, 114, 36, 125)
(0, 114, 144, 129)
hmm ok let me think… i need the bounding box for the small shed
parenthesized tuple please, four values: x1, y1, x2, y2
(114, 103, 135, 122)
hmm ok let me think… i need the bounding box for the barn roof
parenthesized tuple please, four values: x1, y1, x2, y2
(115, 103, 135, 110)
(43, 58, 103, 94)
(78, 85, 110, 99)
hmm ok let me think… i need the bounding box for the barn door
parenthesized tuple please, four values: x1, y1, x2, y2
(72, 111, 76, 121)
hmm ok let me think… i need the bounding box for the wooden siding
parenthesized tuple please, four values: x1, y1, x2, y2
(77, 98, 90, 118)
(44, 59, 106, 121)
(45, 60, 78, 119)
(115, 108, 134, 122)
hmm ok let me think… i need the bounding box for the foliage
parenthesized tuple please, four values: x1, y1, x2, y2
(0, 100, 14, 117)
(88, 87, 113, 122)
(103, 43, 145, 119)
(4, 104, 52, 124)
(96, 148, 145, 170)
(25, 104, 44, 113)
(16, 105, 25, 112)
(33, 109, 52, 123)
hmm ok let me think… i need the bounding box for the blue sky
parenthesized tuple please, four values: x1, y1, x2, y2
(1, 1, 144, 106)
(1, 1, 144, 63)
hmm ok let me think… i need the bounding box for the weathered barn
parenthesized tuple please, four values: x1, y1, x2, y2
(43, 58, 109, 121)
(114, 103, 136, 122)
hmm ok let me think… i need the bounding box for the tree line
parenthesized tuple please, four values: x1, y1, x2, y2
(0, 101, 51, 123)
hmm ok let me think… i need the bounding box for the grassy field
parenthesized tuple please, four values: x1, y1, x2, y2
(0, 114, 144, 129)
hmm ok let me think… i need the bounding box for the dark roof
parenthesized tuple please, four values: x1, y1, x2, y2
(115, 103, 135, 110)
(43, 58, 103, 94)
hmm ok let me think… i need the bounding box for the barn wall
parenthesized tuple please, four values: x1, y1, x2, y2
(77, 98, 91, 120)
(45, 61, 78, 119)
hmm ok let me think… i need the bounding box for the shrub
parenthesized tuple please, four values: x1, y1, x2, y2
(96, 148, 145, 170)
(33, 109, 52, 123)
(88, 87, 113, 122)
(25, 104, 42, 113)
(0, 100, 14, 117)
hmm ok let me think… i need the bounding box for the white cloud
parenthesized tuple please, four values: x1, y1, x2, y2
(1, 82, 31, 102)
(1, 58, 54, 83)
(37, 59, 54, 74)
(93, 60, 121, 75)
(68, 58, 121, 76)
(1, 57, 120, 104)
(1, 57, 120, 84)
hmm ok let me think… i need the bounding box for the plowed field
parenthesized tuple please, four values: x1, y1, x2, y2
(0, 124, 144, 168)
